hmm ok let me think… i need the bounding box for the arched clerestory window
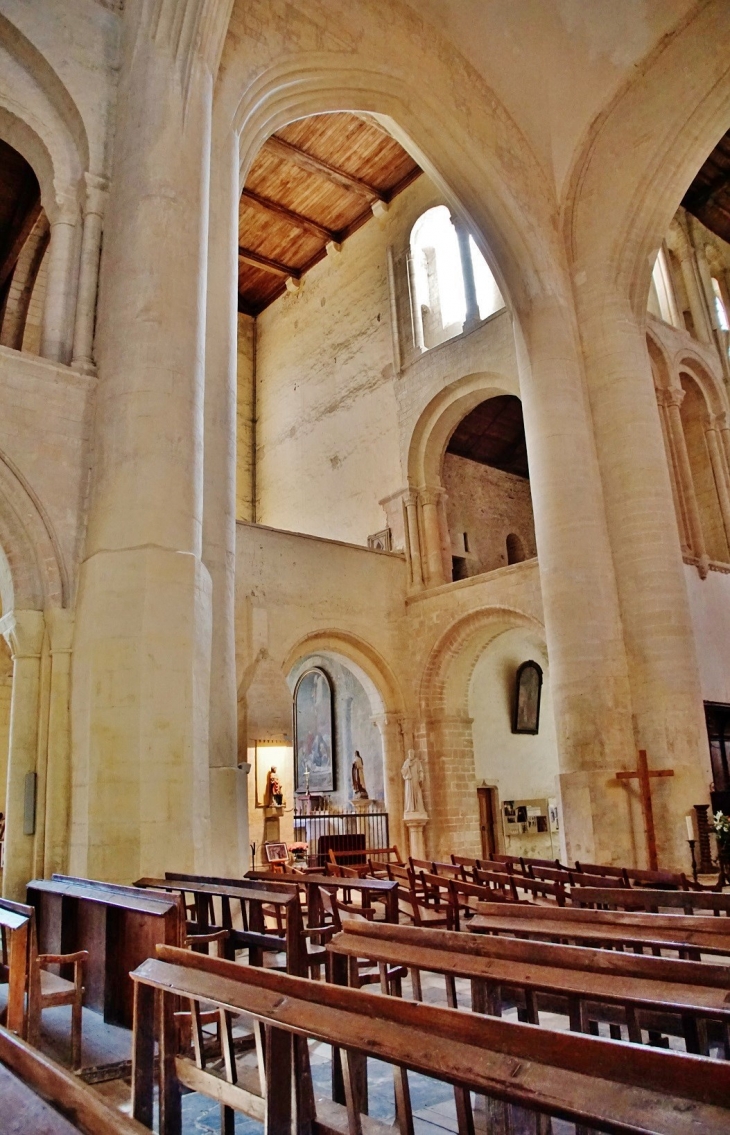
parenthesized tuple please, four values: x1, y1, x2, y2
(408, 205, 504, 351)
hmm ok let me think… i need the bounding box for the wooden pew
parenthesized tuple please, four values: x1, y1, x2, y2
(0, 1024, 146, 1134)
(327, 845, 403, 876)
(246, 869, 400, 924)
(134, 875, 309, 974)
(327, 919, 730, 1055)
(130, 943, 730, 1135)
(1, 897, 88, 1067)
(570, 885, 730, 915)
(26, 876, 184, 1029)
(468, 900, 730, 958)
(0, 898, 32, 1036)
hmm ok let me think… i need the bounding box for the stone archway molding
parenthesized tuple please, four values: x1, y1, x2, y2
(0, 444, 66, 612)
(281, 628, 404, 719)
(419, 604, 546, 720)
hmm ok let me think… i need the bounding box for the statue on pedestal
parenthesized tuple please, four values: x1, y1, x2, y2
(263, 766, 283, 808)
(402, 750, 426, 816)
(351, 751, 369, 800)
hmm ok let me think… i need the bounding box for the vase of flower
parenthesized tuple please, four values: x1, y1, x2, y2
(713, 811, 730, 879)
(289, 842, 308, 864)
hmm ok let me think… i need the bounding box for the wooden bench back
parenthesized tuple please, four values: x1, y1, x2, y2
(570, 886, 730, 915)
(0, 1024, 147, 1133)
(0, 899, 33, 1036)
(131, 945, 730, 1134)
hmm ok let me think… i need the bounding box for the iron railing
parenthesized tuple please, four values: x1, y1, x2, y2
(293, 808, 390, 868)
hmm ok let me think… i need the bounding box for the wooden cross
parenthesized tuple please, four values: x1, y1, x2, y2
(616, 750, 674, 871)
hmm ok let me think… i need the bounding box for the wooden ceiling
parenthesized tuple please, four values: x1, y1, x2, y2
(0, 138, 40, 300)
(682, 129, 730, 245)
(447, 395, 529, 479)
(238, 112, 421, 315)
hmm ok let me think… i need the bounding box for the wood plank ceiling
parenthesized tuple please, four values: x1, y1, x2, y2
(238, 112, 421, 315)
(682, 129, 730, 245)
(447, 394, 530, 479)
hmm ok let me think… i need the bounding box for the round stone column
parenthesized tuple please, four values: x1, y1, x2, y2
(1, 610, 45, 901)
(71, 174, 108, 374)
(203, 123, 248, 874)
(575, 285, 710, 871)
(70, 2, 215, 882)
(515, 294, 638, 866)
(40, 198, 80, 365)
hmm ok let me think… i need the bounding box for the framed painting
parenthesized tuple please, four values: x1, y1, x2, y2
(263, 840, 289, 864)
(294, 668, 335, 794)
(513, 660, 543, 735)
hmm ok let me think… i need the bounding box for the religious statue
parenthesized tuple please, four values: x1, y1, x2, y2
(263, 766, 283, 807)
(402, 750, 426, 816)
(351, 751, 368, 799)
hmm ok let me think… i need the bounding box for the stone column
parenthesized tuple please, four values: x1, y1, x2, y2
(403, 491, 424, 590)
(1, 610, 45, 901)
(70, 0, 215, 882)
(420, 713, 481, 861)
(43, 608, 73, 877)
(705, 418, 730, 553)
(451, 214, 480, 331)
(372, 712, 406, 856)
(672, 222, 713, 345)
(663, 387, 709, 575)
(655, 388, 691, 555)
(71, 174, 108, 374)
(419, 486, 447, 588)
(574, 285, 710, 870)
(203, 122, 248, 874)
(514, 294, 639, 866)
(718, 411, 730, 482)
(40, 197, 80, 365)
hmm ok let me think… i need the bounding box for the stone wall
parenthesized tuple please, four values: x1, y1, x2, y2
(442, 453, 536, 576)
(0, 346, 93, 599)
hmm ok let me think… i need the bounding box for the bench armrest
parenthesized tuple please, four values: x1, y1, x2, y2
(37, 951, 88, 967)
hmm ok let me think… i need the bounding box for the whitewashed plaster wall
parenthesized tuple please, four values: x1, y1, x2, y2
(469, 626, 559, 858)
(684, 566, 730, 707)
(0, 346, 94, 600)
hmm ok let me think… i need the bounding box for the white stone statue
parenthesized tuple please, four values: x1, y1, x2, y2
(401, 749, 426, 816)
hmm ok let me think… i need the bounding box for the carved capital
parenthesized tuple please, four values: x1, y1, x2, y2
(657, 386, 685, 410)
(419, 485, 446, 507)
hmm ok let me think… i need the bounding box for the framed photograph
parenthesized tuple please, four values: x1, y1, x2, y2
(512, 660, 543, 735)
(263, 840, 289, 864)
(294, 668, 335, 794)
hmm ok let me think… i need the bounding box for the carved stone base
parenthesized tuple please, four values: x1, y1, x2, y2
(351, 796, 373, 815)
(404, 811, 429, 859)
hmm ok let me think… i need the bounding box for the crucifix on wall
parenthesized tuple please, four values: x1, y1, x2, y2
(616, 749, 674, 871)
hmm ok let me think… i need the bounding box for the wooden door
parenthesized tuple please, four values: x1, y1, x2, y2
(477, 786, 498, 860)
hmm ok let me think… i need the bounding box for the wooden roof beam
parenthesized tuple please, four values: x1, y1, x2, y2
(0, 176, 41, 290)
(238, 246, 301, 280)
(240, 188, 338, 242)
(264, 135, 385, 203)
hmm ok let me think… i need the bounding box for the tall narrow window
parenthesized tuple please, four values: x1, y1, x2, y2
(649, 246, 681, 328)
(409, 206, 503, 350)
(711, 277, 729, 331)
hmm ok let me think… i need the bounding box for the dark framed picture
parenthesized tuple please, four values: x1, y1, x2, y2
(512, 660, 543, 735)
(264, 840, 289, 864)
(294, 668, 335, 794)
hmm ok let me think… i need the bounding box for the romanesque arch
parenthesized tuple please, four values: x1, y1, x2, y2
(0, 446, 65, 612)
(282, 629, 404, 718)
